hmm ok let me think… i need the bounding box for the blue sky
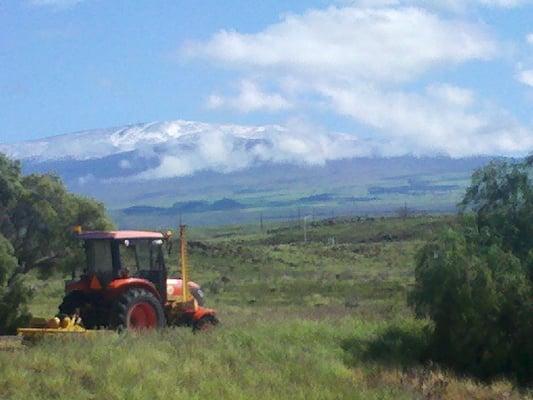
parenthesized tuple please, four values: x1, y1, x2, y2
(1, 0, 532, 157)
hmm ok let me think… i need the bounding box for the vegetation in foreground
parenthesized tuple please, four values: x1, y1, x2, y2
(0, 154, 531, 399)
(411, 158, 533, 384)
(1, 313, 529, 400)
(0, 214, 528, 399)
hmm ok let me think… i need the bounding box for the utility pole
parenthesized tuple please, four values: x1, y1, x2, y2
(303, 215, 310, 244)
(260, 212, 264, 232)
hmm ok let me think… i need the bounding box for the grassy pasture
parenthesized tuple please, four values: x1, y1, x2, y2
(2, 216, 531, 399)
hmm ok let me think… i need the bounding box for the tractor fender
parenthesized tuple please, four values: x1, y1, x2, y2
(192, 307, 216, 321)
(105, 278, 161, 301)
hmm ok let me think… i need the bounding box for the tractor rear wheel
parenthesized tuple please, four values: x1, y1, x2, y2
(110, 288, 166, 330)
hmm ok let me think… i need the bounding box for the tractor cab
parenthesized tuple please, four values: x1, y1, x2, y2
(81, 231, 168, 301)
(60, 229, 215, 330)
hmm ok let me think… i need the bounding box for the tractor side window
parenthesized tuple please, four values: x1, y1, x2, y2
(85, 240, 113, 274)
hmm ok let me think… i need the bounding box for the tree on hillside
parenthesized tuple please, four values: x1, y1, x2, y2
(0, 153, 113, 333)
(410, 157, 533, 385)
(460, 159, 533, 265)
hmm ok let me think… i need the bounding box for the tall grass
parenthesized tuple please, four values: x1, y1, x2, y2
(1, 313, 529, 399)
(3, 216, 530, 399)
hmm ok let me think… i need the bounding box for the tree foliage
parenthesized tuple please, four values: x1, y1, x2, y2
(410, 158, 533, 385)
(0, 234, 31, 334)
(0, 153, 113, 333)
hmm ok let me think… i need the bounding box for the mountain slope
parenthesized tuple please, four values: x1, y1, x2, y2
(0, 119, 495, 227)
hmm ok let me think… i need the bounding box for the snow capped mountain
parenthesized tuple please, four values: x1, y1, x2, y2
(0, 120, 280, 162)
(0, 119, 370, 180)
(0, 119, 495, 225)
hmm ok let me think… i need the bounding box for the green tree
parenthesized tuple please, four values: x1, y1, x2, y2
(0, 153, 113, 333)
(0, 234, 31, 334)
(410, 157, 533, 385)
(460, 159, 533, 265)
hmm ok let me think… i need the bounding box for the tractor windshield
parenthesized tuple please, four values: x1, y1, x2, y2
(119, 239, 166, 296)
(119, 239, 164, 275)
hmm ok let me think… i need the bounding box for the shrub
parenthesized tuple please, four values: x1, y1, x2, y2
(0, 234, 31, 334)
(410, 158, 533, 385)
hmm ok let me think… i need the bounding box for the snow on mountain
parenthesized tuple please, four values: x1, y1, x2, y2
(0, 119, 372, 180)
(0, 120, 275, 161)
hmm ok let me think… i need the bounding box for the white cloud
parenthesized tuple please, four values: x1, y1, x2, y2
(185, 4, 533, 158)
(187, 7, 496, 84)
(77, 173, 95, 186)
(133, 121, 369, 180)
(518, 69, 533, 87)
(426, 84, 474, 107)
(207, 80, 291, 112)
(119, 159, 132, 169)
(527, 33, 533, 45)
(319, 83, 533, 157)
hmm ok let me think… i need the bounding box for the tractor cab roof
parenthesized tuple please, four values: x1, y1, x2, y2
(77, 230, 165, 241)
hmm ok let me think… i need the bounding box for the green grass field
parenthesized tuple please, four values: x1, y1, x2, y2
(1, 216, 531, 399)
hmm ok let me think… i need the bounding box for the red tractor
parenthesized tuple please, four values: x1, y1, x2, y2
(58, 226, 217, 331)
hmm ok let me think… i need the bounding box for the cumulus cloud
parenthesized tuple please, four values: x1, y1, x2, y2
(77, 173, 95, 186)
(207, 80, 291, 112)
(119, 159, 132, 169)
(517, 69, 533, 87)
(527, 33, 533, 45)
(187, 7, 496, 84)
(130, 120, 370, 180)
(185, 5, 533, 158)
(318, 83, 533, 156)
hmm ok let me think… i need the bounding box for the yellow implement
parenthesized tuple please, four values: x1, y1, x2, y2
(17, 315, 91, 340)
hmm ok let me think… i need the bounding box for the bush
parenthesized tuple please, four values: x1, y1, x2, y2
(410, 158, 533, 385)
(0, 234, 31, 334)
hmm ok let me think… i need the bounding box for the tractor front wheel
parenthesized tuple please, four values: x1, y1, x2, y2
(58, 292, 100, 329)
(110, 288, 166, 330)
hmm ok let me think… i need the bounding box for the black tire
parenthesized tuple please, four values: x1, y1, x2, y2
(58, 291, 85, 316)
(192, 315, 219, 333)
(58, 292, 100, 329)
(110, 288, 166, 330)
